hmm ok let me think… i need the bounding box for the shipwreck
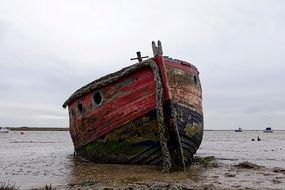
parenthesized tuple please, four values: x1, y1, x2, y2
(63, 41, 203, 171)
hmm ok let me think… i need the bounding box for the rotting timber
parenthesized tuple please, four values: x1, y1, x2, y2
(63, 41, 203, 172)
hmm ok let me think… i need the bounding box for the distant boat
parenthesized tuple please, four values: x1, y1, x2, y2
(0, 127, 10, 133)
(263, 127, 273, 133)
(235, 128, 243, 132)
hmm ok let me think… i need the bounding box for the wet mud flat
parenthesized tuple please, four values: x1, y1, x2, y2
(45, 156, 285, 190)
(2, 158, 285, 190)
(1, 131, 285, 189)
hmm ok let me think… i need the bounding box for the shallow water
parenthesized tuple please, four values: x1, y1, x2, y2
(0, 130, 284, 189)
(198, 131, 285, 168)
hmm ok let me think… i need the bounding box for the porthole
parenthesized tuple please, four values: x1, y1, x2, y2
(92, 90, 103, 107)
(77, 102, 84, 115)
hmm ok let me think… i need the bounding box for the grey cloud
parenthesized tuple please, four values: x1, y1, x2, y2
(0, 0, 284, 129)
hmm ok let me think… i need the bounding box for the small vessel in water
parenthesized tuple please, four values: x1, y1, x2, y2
(63, 41, 203, 171)
(0, 127, 10, 133)
(263, 127, 273, 133)
(234, 128, 242, 132)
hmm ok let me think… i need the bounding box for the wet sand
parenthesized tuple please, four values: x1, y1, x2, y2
(52, 156, 285, 190)
(1, 131, 285, 189)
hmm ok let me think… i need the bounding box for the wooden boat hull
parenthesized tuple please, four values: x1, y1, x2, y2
(76, 109, 162, 164)
(75, 101, 203, 167)
(63, 44, 203, 171)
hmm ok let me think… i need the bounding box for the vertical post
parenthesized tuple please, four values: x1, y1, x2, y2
(152, 40, 163, 56)
(136, 51, 142, 62)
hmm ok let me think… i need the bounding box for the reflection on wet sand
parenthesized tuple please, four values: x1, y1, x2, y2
(68, 156, 203, 188)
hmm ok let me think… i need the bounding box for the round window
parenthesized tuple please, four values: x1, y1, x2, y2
(92, 90, 103, 107)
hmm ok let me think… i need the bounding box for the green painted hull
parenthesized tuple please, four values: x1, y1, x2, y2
(76, 110, 163, 165)
(75, 102, 203, 168)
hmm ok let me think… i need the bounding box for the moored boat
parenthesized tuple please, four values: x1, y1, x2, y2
(0, 127, 10, 133)
(234, 128, 242, 132)
(63, 41, 204, 171)
(263, 127, 273, 133)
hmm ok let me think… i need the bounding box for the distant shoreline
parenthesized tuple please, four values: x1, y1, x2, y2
(4, 127, 284, 131)
(7, 127, 69, 131)
(204, 129, 285, 131)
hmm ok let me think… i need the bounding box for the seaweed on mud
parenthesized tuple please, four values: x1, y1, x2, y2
(0, 182, 19, 190)
(80, 180, 97, 187)
(30, 185, 55, 190)
(272, 167, 285, 174)
(193, 156, 217, 168)
(202, 184, 216, 190)
(234, 161, 263, 170)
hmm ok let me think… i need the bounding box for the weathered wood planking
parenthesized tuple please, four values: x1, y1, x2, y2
(63, 45, 204, 170)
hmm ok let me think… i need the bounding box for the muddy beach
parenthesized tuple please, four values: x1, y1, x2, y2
(46, 156, 285, 190)
(1, 131, 285, 189)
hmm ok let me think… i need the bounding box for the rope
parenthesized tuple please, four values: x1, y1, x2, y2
(149, 62, 172, 172)
(63, 59, 172, 171)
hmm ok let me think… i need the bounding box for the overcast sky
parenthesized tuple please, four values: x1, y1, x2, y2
(0, 0, 284, 130)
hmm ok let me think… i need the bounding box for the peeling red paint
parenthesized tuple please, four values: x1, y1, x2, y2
(64, 52, 203, 168)
(67, 56, 202, 150)
(68, 67, 157, 149)
(163, 59, 202, 114)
